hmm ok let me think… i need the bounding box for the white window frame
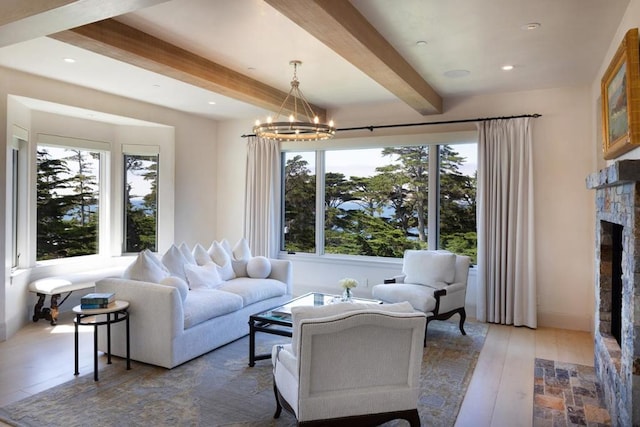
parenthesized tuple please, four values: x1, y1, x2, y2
(280, 131, 477, 260)
(121, 144, 160, 254)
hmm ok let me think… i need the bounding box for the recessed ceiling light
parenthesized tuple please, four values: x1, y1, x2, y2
(521, 22, 541, 30)
(63, 58, 76, 63)
(208, 101, 216, 105)
(502, 65, 514, 71)
(416, 40, 428, 47)
(444, 69, 470, 78)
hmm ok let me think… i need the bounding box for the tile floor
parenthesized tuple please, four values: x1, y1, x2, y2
(533, 358, 611, 426)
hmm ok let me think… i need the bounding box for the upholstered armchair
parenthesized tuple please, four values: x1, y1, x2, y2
(271, 302, 426, 426)
(372, 250, 471, 344)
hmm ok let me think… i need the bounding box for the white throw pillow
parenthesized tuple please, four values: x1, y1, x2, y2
(184, 262, 223, 289)
(192, 243, 212, 266)
(403, 250, 456, 288)
(220, 239, 233, 257)
(160, 276, 189, 301)
(178, 242, 197, 266)
(208, 241, 236, 281)
(246, 256, 271, 279)
(123, 249, 170, 283)
(231, 238, 252, 277)
(161, 244, 189, 282)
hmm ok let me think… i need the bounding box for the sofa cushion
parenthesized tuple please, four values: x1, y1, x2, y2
(192, 243, 212, 266)
(216, 278, 286, 306)
(247, 256, 271, 279)
(184, 262, 223, 289)
(162, 244, 189, 281)
(403, 250, 456, 288)
(209, 241, 236, 281)
(371, 283, 437, 313)
(160, 276, 189, 302)
(179, 242, 197, 266)
(123, 250, 170, 283)
(183, 289, 244, 329)
(231, 238, 252, 277)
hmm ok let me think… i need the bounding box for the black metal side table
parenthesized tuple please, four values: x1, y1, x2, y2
(73, 300, 130, 381)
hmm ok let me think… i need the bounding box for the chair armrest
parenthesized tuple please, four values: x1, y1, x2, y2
(274, 344, 298, 379)
(384, 274, 406, 284)
(432, 282, 466, 315)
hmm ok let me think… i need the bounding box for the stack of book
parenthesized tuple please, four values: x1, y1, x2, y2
(81, 292, 115, 309)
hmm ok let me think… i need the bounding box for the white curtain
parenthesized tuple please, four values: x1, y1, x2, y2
(476, 118, 537, 328)
(244, 137, 281, 258)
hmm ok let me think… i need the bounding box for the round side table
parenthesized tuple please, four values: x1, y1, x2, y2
(73, 300, 130, 381)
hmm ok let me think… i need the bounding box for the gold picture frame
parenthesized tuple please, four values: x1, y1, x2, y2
(602, 28, 640, 160)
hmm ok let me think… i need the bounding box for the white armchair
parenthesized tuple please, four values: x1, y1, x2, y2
(372, 250, 471, 344)
(271, 301, 426, 426)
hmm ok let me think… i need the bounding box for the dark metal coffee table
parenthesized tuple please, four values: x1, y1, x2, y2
(248, 292, 380, 366)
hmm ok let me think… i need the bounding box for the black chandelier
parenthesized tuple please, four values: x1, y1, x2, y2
(253, 60, 335, 141)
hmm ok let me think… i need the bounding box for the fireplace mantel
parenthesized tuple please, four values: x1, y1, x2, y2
(586, 159, 640, 189)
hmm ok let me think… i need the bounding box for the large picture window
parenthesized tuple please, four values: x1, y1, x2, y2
(36, 145, 101, 260)
(282, 143, 477, 262)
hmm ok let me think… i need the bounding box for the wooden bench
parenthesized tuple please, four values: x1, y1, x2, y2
(28, 267, 126, 325)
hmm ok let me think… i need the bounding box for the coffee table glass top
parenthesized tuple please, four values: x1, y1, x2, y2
(252, 292, 380, 325)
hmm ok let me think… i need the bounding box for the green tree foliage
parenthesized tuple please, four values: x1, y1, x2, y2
(124, 155, 158, 252)
(284, 145, 477, 262)
(36, 148, 99, 260)
(283, 155, 316, 252)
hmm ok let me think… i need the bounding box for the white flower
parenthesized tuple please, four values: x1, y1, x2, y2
(339, 278, 358, 290)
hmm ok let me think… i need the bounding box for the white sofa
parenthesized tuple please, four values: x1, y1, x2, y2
(95, 241, 293, 369)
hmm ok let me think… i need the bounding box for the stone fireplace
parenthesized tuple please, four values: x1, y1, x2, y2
(587, 160, 640, 427)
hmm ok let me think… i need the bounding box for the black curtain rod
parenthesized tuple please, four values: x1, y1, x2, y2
(240, 113, 541, 138)
(336, 113, 541, 132)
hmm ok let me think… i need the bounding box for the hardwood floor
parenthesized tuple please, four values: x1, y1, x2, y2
(0, 314, 594, 427)
(456, 323, 594, 427)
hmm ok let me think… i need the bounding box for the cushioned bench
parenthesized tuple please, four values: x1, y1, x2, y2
(28, 267, 126, 325)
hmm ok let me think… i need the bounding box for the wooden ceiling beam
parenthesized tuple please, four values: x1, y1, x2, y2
(0, 0, 170, 47)
(49, 18, 326, 121)
(265, 0, 443, 115)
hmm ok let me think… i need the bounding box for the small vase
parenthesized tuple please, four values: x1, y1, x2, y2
(341, 288, 353, 302)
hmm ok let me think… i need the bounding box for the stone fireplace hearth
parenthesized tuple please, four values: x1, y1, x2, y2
(587, 160, 640, 427)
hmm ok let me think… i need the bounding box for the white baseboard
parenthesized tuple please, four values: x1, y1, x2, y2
(537, 310, 593, 333)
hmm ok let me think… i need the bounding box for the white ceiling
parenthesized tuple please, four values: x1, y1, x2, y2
(0, 0, 631, 123)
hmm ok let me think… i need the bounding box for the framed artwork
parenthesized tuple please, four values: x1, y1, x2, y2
(602, 28, 640, 160)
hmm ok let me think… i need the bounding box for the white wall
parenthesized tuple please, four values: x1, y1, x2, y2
(216, 85, 595, 331)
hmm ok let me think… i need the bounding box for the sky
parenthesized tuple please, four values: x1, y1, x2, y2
(287, 142, 478, 178)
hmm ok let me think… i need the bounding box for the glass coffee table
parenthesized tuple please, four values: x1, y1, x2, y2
(248, 292, 381, 366)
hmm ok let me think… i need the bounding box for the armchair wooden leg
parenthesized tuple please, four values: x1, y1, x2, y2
(273, 382, 282, 419)
(458, 308, 467, 335)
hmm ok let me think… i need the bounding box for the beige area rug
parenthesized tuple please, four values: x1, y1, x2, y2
(0, 319, 487, 427)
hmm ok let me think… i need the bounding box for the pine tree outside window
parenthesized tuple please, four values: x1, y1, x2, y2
(282, 152, 316, 254)
(123, 153, 158, 253)
(36, 146, 101, 260)
(282, 143, 477, 263)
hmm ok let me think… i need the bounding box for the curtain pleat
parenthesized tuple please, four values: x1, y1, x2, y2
(244, 137, 281, 258)
(476, 118, 537, 328)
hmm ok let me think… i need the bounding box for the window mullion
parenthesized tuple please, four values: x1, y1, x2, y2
(316, 150, 325, 255)
(427, 145, 440, 250)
